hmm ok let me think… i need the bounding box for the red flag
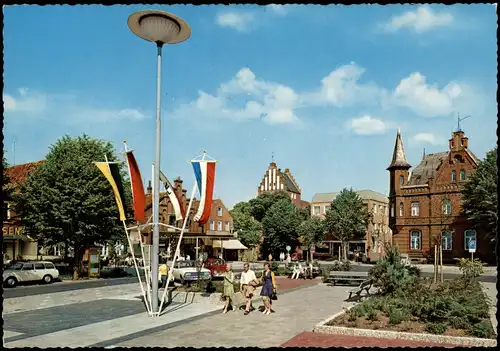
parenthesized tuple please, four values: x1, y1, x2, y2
(126, 151, 145, 222)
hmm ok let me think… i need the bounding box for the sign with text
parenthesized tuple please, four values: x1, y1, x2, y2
(2, 226, 25, 236)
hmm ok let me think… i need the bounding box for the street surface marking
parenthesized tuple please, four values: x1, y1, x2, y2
(4, 331, 24, 338)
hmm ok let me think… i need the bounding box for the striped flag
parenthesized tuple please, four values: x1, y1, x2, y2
(94, 161, 127, 221)
(159, 170, 185, 221)
(125, 151, 146, 222)
(191, 160, 216, 225)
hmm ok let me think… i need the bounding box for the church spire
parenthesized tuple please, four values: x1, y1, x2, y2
(387, 128, 411, 170)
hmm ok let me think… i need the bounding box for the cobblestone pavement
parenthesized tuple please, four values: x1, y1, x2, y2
(280, 331, 464, 347)
(117, 282, 355, 347)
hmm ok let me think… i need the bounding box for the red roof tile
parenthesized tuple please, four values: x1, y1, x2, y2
(5, 161, 44, 186)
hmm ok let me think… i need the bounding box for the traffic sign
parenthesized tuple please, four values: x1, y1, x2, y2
(286, 245, 291, 252)
(468, 248, 476, 253)
(469, 239, 476, 250)
(310, 245, 316, 254)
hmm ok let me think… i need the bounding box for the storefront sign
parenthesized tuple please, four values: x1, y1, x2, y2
(2, 226, 25, 236)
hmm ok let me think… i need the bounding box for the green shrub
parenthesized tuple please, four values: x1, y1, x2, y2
(468, 320, 495, 339)
(425, 322, 447, 335)
(347, 310, 358, 322)
(276, 267, 292, 276)
(449, 316, 469, 330)
(457, 258, 486, 285)
(329, 260, 351, 272)
(367, 310, 379, 321)
(388, 307, 408, 325)
(270, 261, 280, 272)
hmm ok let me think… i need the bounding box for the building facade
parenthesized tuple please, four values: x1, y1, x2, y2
(257, 161, 309, 209)
(140, 177, 240, 261)
(387, 128, 490, 263)
(3, 161, 42, 261)
(311, 190, 391, 261)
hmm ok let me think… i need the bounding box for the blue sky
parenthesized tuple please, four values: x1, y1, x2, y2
(4, 4, 497, 208)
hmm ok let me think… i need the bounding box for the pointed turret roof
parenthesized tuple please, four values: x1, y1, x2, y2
(387, 128, 411, 170)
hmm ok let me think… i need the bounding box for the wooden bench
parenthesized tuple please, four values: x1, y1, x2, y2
(327, 271, 369, 285)
(348, 279, 373, 299)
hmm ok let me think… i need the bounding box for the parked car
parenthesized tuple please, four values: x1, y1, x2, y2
(3, 261, 60, 287)
(291, 252, 303, 261)
(169, 260, 211, 285)
(204, 258, 227, 279)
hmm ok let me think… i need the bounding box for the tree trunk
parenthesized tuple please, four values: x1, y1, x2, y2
(342, 242, 348, 261)
(73, 245, 84, 280)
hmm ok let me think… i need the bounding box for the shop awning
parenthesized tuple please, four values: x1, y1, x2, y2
(212, 239, 248, 250)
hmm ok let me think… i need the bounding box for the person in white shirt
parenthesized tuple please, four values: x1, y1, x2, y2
(291, 262, 303, 279)
(240, 263, 258, 315)
(286, 253, 291, 264)
(186, 254, 191, 261)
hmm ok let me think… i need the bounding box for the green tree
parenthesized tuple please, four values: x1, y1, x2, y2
(15, 134, 131, 278)
(230, 201, 262, 249)
(461, 147, 497, 243)
(261, 199, 301, 257)
(297, 205, 311, 222)
(298, 217, 325, 260)
(324, 188, 368, 260)
(248, 190, 290, 222)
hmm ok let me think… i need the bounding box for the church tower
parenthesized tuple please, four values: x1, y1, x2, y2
(387, 129, 411, 228)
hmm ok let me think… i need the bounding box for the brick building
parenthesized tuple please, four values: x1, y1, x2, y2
(140, 177, 242, 261)
(257, 161, 309, 209)
(387, 128, 491, 263)
(3, 161, 43, 261)
(311, 190, 391, 261)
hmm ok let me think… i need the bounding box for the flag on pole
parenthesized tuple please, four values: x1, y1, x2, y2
(191, 160, 216, 225)
(125, 151, 146, 222)
(159, 171, 185, 221)
(94, 161, 127, 221)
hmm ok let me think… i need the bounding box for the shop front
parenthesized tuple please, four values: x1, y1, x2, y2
(2, 225, 38, 262)
(212, 238, 248, 261)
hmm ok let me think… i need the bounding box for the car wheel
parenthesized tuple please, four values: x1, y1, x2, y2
(5, 277, 17, 287)
(43, 274, 53, 284)
(180, 276, 185, 285)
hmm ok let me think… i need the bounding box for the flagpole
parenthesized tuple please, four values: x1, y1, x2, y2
(158, 181, 197, 314)
(122, 143, 153, 313)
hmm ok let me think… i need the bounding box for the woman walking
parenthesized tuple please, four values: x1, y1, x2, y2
(222, 264, 235, 313)
(260, 262, 277, 315)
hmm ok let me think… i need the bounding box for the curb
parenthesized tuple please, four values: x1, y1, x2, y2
(313, 309, 497, 347)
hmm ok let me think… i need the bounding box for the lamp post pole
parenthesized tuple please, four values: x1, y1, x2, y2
(128, 10, 191, 316)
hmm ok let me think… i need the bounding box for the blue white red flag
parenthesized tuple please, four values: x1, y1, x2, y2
(191, 160, 216, 225)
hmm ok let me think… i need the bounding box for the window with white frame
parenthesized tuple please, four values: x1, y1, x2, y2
(451, 170, 457, 182)
(390, 205, 394, 217)
(460, 169, 466, 181)
(225, 222, 230, 232)
(464, 230, 477, 250)
(313, 206, 320, 215)
(399, 202, 404, 217)
(411, 202, 420, 216)
(410, 230, 421, 250)
(210, 220, 215, 231)
(217, 221, 223, 231)
(441, 231, 452, 251)
(442, 199, 452, 215)
(217, 207, 223, 217)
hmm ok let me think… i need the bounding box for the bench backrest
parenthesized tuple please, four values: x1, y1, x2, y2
(360, 279, 372, 288)
(329, 271, 368, 277)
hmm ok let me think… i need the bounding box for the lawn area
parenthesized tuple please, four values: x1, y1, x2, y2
(326, 247, 495, 340)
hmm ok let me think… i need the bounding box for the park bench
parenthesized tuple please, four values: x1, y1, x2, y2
(327, 271, 369, 285)
(348, 279, 373, 299)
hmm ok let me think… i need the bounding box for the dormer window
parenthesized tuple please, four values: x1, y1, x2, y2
(451, 171, 457, 182)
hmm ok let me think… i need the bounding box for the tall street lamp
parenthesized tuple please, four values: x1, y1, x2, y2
(128, 10, 191, 315)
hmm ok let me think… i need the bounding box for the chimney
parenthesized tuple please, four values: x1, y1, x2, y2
(147, 180, 152, 195)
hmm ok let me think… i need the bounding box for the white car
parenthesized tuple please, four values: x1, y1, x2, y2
(3, 261, 60, 287)
(168, 260, 211, 285)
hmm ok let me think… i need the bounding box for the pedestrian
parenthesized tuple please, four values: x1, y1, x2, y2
(186, 253, 191, 261)
(279, 252, 284, 262)
(222, 264, 235, 313)
(260, 262, 277, 315)
(159, 263, 169, 288)
(240, 262, 258, 315)
(286, 253, 291, 264)
(291, 262, 303, 279)
(268, 254, 273, 262)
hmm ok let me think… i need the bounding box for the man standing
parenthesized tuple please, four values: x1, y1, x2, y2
(240, 263, 258, 315)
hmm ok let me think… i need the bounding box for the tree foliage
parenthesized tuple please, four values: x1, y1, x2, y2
(324, 188, 369, 259)
(298, 217, 325, 250)
(230, 201, 262, 249)
(248, 190, 290, 222)
(261, 199, 301, 257)
(15, 135, 131, 270)
(461, 147, 497, 242)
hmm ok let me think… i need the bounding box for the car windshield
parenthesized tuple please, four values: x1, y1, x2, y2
(7, 263, 23, 270)
(176, 261, 195, 268)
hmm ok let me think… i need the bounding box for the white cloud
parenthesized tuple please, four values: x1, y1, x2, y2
(3, 88, 150, 123)
(410, 132, 444, 145)
(383, 6, 453, 33)
(389, 73, 463, 117)
(215, 12, 255, 32)
(347, 115, 388, 135)
(266, 4, 288, 16)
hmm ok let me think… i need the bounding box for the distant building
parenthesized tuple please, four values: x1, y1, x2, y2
(311, 190, 391, 261)
(3, 161, 43, 261)
(387, 128, 492, 263)
(257, 161, 309, 209)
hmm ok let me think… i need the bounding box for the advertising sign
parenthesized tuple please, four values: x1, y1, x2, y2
(88, 248, 100, 277)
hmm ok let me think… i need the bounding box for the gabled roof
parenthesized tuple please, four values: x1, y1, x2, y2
(407, 152, 448, 186)
(283, 173, 300, 194)
(5, 161, 44, 186)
